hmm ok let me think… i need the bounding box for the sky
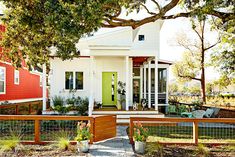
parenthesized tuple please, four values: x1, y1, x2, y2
(0, 1, 220, 81)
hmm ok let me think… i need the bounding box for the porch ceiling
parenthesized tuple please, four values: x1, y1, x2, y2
(131, 57, 173, 67)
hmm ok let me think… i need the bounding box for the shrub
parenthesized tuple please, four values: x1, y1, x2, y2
(77, 97, 89, 116)
(0, 130, 22, 153)
(53, 130, 71, 151)
(52, 96, 64, 107)
(195, 144, 210, 157)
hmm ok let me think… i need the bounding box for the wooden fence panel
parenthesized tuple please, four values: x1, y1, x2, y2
(93, 115, 116, 142)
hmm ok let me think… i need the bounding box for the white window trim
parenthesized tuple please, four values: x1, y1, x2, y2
(14, 70, 20, 85)
(64, 71, 84, 91)
(0, 66, 6, 94)
(39, 75, 42, 87)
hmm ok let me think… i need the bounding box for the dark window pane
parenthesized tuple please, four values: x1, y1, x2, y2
(138, 35, 145, 41)
(65, 72, 73, 90)
(75, 72, 83, 90)
(133, 68, 140, 76)
(0, 81, 4, 93)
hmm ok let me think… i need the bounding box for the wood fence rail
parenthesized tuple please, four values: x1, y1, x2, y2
(129, 117, 235, 145)
(0, 115, 116, 145)
(0, 101, 43, 115)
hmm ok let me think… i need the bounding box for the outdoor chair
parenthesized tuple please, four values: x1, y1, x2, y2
(181, 108, 215, 118)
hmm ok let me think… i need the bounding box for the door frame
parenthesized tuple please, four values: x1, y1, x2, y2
(101, 71, 118, 106)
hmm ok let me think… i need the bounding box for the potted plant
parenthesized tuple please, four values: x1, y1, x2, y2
(133, 122, 149, 154)
(75, 122, 92, 153)
(117, 81, 126, 110)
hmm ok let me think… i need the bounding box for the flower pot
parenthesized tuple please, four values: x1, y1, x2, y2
(77, 140, 89, 153)
(134, 141, 146, 154)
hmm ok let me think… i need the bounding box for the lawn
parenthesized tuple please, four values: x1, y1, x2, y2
(134, 125, 235, 144)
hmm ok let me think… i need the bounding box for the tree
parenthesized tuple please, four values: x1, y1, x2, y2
(0, 0, 234, 67)
(172, 17, 219, 104)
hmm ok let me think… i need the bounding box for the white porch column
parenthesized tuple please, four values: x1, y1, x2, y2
(154, 57, 158, 111)
(88, 56, 94, 116)
(166, 67, 169, 104)
(125, 56, 129, 111)
(143, 64, 147, 99)
(140, 66, 143, 100)
(130, 58, 133, 105)
(42, 63, 47, 111)
(148, 60, 151, 108)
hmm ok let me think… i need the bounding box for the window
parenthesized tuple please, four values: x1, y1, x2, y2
(65, 72, 74, 90)
(138, 35, 145, 41)
(14, 70, 19, 84)
(65, 71, 84, 90)
(75, 72, 83, 90)
(0, 67, 6, 94)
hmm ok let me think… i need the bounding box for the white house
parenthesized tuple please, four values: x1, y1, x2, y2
(47, 21, 172, 118)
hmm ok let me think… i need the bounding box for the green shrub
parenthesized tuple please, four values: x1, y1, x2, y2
(52, 130, 71, 151)
(195, 144, 210, 157)
(52, 96, 64, 107)
(0, 130, 22, 153)
(77, 97, 89, 116)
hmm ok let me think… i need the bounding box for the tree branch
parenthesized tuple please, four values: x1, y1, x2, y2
(178, 74, 201, 81)
(140, 3, 156, 15)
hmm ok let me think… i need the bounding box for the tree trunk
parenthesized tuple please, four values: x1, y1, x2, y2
(201, 69, 206, 104)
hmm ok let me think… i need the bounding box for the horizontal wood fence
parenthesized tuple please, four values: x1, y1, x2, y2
(0, 115, 116, 145)
(0, 101, 44, 115)
(129, 117, 235, 145)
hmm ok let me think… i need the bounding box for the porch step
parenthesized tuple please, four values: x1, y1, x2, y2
(92, 110, 165, 124)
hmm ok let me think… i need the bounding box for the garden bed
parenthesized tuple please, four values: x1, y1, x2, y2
(0, 144, 86, 157)
(143, 143, 235, 157)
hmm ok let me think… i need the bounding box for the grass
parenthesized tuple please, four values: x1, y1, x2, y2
(137, 125, 235, 143)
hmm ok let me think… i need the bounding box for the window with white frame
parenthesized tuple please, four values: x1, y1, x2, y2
(14, 70, 19, 84)
(0, 67, 6, 94)
(65, 71, 83, 90)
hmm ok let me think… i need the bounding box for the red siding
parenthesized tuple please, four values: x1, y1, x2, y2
(0, 62, 42, 101)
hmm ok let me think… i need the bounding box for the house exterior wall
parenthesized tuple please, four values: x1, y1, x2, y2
(0, 62, 42, 102)
(49, 57, 91, 100)
(49, 56, 133, 105)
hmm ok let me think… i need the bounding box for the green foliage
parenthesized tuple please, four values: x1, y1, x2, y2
(52, 96, 64, 107)
(146, 142, 163, 157)
(0, 130, 22, 153)
(52, 130, 71, 151)
(75, 122, 92, 142)
(133, 122, 149, 142)
(76, 97, 89, 116)
(195, 143, 210, 157)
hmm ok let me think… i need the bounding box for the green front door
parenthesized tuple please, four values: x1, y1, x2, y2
(102, 72, 117, 106)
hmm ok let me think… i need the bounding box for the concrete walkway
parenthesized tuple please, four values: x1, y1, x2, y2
(88, 126, 135, 157)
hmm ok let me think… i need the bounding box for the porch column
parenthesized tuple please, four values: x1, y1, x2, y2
(154, 56, 158, 111)
(140, 66, 143, 100)
(166, 67, 169, 104)
(148, 59, 151, 108)
(42, 63, 47, 111)
(143, 64, 147, 99)
(125, 56, 129, 111)
(130, 58, 133, 105)
(88, 56, 94, 116)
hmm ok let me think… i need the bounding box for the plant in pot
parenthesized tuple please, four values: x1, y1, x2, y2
(75, 122, 92, 153)
(117, 81, 126, 110)
(133, 121, 149, 154)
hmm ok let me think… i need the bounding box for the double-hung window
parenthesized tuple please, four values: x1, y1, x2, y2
(14, 70, 19, 85)
(65, 71, 83, 90)
(0, 66, 6, 94)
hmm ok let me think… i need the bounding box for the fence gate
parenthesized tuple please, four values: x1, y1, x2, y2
(93, 115, 116, 142)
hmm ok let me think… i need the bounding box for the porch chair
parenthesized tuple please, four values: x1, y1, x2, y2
(192, 110, 206, 118)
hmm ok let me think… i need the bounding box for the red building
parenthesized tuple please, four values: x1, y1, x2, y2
(0, 25, 43, 103)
